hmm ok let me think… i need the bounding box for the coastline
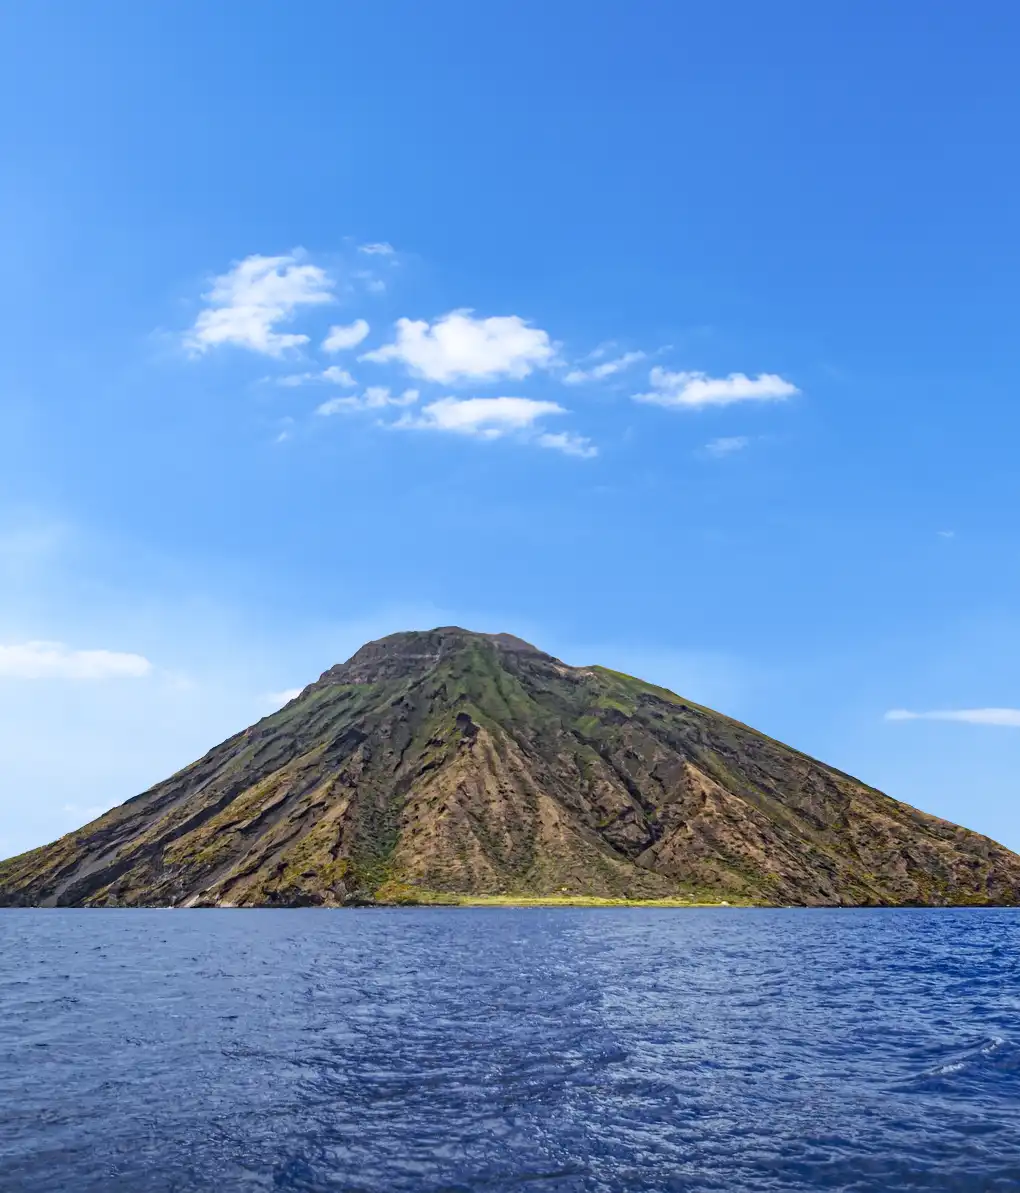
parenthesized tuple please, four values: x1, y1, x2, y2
(368, 888, 745, 908)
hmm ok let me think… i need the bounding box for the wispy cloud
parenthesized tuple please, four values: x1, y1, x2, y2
(317, 389, 594, 455)
(937, 530, 956, 539)
(0, 641, 152, 680)
(322, 318, 370, 353)
(885, 708, 1020, 727)
(536, 431, 598, 458)
(266, 688, 303, 708)
(705, 435, 751, 456)
(358, 242, 395, 256)
(563, 351, 646, 385)
(634, 367, 798, 409)
(277, 365, 357, 388)
(356, 272, 387, 294)
(362, 310, 557, 383)
(317, 387, 419, 415)
(185, 251, 334, 357)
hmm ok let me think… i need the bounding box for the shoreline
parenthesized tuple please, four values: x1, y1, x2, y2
(369, 890, 744, 908)
(2, 897, 1016, 909)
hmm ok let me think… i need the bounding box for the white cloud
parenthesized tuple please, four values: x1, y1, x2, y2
(277, 365, 357, 388)
(323, 391, 594, 455)
(362, 310, 557, 383)
(363, 386, 419, 408)
(634, 367, 798, 408)
(537, 431, 598, 458)
(322, 366, 357, 386)
(317, 387, 419, 416)
(358, 242, 395, 256)
(885, 708, 1020, 727)
(323, 319, 370, 353)
(705, 435, 750, 456)
(266, 688, 303, 708)
(356, 272, 387, 294)
(185, 252, 334, 357)
(0, 641, 152, 680)
(937, 530, 955, 539)
(398, 396, 565, 439)
(316, 398, 359, 416)
(564, 351, 646, 385)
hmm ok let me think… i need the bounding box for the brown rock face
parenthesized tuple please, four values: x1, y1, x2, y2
(2, 627, 1018, 907)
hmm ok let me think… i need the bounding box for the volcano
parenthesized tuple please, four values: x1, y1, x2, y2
(2, 627, 1018, 908)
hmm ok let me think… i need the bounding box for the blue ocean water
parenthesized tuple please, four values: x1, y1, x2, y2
(1, 909, 1018, 1192)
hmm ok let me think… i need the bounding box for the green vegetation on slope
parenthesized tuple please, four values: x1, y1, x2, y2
(2, 627, 1018, 908)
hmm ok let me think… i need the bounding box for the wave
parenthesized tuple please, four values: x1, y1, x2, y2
(902, 1034, 1020, 1092)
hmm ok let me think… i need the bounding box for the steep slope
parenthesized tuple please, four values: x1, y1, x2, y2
(2, 627, 1018, 907)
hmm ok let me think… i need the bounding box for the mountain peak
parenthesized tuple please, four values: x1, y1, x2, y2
(314, 626, 548, 686)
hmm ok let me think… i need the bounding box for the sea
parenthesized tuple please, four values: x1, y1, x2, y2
(1, 908, 1018, 1192)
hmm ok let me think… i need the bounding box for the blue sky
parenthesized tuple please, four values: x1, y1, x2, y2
(2, 0, 1020, 857)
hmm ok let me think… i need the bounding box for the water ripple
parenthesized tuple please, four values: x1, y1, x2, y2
(1, 908, 1019, 1192)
